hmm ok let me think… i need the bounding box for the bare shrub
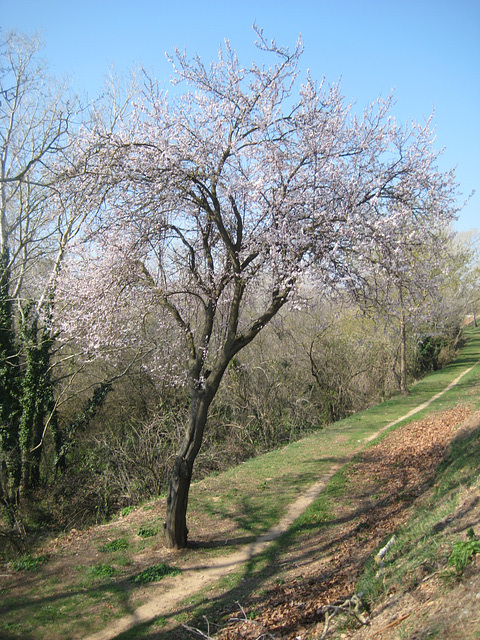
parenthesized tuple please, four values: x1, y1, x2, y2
(95, 410, 187, 506)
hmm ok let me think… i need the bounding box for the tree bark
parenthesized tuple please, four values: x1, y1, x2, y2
(164, 388, 213, 549)
(164, 455, 192, 548)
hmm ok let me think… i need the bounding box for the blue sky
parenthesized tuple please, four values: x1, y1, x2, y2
(2, 0, 479, 232)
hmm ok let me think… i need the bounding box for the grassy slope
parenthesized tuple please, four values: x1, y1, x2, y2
(189, 326, 480, 539)
(150, 327, 480, 638)
(2, 327, 480, 640)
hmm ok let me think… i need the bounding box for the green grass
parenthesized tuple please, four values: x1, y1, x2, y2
(89, 563, 118, 578)
(2, 327, 480, 640)
(99, 537, 131, 552)
(129, 563, 181, 584)
(10, 553, 49, 571)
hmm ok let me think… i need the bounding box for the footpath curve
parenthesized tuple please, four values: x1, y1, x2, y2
(85, 359, 479, 640)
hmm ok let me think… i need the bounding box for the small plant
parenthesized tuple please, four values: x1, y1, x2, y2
(138, 523, 160, 539)
(121, 506, 134, 517)
(448, 528, 480, 574)
(99, 537, 130, 553)
(89, 563, 117, 578)
(129, 563, 181, 584)
(10, 554, 49, 571)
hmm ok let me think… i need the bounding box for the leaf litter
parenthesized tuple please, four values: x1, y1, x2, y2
(219, 405, 480, 640)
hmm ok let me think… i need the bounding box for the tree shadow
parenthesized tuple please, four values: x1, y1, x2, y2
(107, 420, 480, 640)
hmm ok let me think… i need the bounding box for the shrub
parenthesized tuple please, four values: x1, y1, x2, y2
(90, 563, 117, 578)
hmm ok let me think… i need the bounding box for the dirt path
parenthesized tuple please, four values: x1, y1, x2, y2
(85, 362, 479, 640)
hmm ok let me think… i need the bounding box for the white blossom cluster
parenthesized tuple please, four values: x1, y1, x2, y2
(53, 30, 459, 389)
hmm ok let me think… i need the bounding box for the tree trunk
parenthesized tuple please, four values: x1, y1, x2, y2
(163, 284, 288, 548)
(164, 389, 213, 549)
(164, 455, 192, 548)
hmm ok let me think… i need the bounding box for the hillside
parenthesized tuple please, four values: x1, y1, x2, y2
(219, 406, 480, 640)
(1, 329, 480, 640)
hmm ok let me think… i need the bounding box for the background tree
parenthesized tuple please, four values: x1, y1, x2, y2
(448, 230, 480, 329)
(58, 29, 459, 548)
(0, 31, 86, 527)
(346, 203, 457, 393)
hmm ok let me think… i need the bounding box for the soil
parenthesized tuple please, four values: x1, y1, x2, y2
(3, 407, 480, 640)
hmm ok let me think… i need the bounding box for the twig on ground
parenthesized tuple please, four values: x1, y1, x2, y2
(372, 612, 411, 635)
(183, 603, 277, 640)
(318, 593, 369, 639)
(375, 535, 396, 566)
(375, 535, 396, 576)
(182, 615, 215, 639)
(228, 601, 277, 639)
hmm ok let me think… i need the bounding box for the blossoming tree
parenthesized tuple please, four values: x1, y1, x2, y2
(348, 202, 457, 393)
(58, 29, 458, 547)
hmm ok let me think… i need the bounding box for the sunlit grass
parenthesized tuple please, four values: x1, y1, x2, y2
(2, 328, 479, 639)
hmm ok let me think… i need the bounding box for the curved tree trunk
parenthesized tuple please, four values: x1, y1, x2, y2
(163, 284, 291, 549)
(164, 389, 213, 549)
